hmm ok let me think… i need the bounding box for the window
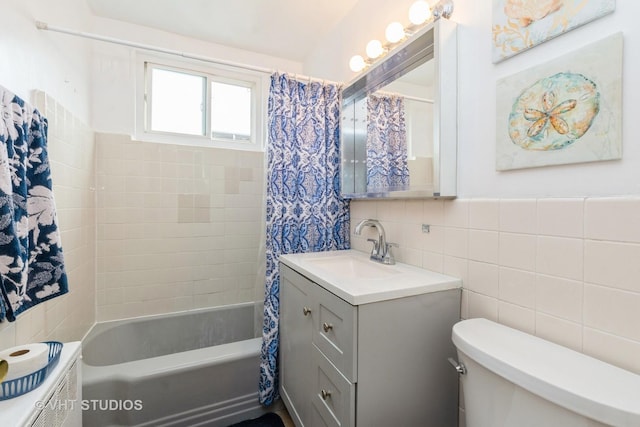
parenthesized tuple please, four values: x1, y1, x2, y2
(210, 81, 252, 141)
(141, 60, 264, 149)
(150, 68, 206, 136)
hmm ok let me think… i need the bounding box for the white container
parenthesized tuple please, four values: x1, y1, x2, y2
(452, 319, 640, 427)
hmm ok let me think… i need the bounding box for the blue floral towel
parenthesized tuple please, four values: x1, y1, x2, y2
(0, 85, 68, 322)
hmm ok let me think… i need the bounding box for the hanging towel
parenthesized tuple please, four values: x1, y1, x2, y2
(0, 85, 68, 322)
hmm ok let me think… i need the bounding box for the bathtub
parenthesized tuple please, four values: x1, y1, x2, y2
(82, 302, 269, 427)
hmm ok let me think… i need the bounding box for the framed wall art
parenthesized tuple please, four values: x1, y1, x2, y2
(492, 0, 615, 63)
(495, 32, 622, 171)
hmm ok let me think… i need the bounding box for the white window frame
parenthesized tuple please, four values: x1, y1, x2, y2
(135, 53, 267, 151)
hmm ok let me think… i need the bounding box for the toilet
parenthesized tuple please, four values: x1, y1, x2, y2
(451, 318, 640, 427)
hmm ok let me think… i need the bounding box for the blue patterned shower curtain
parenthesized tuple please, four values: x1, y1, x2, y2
(259, 73, 350, 405)
(367, 94, 410, 191)
(0, 85, 68, 322)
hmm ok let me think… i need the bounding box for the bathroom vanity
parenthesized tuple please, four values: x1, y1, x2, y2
(279, 250, 461, 427)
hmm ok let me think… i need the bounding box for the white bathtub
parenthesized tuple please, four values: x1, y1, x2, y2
(82, 303, 269, 427)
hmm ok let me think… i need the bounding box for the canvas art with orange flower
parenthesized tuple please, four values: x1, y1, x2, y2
(492, 0, 615, 63)
(495, 33, 622, 171)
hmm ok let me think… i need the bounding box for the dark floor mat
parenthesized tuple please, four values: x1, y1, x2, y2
(227, 412, 285, 427)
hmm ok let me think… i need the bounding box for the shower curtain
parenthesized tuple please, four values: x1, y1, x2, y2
(259, 73, 350, 405)
(0, 85, 68, 322)
(366, 93, 410, 191)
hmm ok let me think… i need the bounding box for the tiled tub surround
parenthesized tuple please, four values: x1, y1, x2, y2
(96, 134, 264, 321)
(0, 93, 97, 346)
(351, 198, 640, 376)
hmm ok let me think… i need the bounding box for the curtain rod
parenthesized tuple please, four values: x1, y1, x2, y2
(35, 21, 336, 84)
(402, 95, 433, 104)
(375, 89, 433, 104)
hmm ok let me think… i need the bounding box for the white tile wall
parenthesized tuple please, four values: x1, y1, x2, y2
(468, 199, 500, 231)
(468, 230, 499, 264)
(535, 275, 583, 322)
(536, 236, 583, 280)
(0, 92, 96, 347)
(351, 197, 640, 375)
(95, 133, 264, 321)
(499, 199, 537, 234)
(585, 197, 640, 243)
(537, 198, 584, 238)
(467, 261, 499, 297)
(498, 267, 535, 308)
(584, 240, 640, 292)
(535, 312, 582, 352)
(499, 233, 536, 271)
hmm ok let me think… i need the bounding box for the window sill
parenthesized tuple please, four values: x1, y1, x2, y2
(133, 130, 264, 152)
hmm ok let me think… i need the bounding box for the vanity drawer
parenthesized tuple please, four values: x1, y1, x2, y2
(312, 284, 357, 381)
(311, 345, 355, 427)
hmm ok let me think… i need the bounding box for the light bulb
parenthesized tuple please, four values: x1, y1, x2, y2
(409, 1, 432, 25)
(366, 39, 384, 59)
(385, 22, 405, 43)
(349, 55, 366, 72)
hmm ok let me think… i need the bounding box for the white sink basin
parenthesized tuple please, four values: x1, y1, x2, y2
(280, 250, 461, 305)
(305, 255, 399, 279)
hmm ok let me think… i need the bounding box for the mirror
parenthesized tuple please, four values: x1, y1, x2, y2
(341, 19, 457, 198)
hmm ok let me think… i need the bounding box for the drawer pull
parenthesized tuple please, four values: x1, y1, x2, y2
(321, 389, 332, 400)
(303, 307, 311, 316)
(322, 322, 333, 332)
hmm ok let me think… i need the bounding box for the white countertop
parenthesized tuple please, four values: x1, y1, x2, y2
(280, 249, 461, 305)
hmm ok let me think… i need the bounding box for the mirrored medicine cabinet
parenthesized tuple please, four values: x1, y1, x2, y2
(340, 18, 457, 199)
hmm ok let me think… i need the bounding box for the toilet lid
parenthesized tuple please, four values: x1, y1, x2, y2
(452, 318, 640, 427)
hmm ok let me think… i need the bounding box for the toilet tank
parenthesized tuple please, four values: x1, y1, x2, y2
(452, 318, 640, 427)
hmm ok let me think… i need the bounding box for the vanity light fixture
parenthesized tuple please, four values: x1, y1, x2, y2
(385, 22, 406, 44)
(349, 0, 454, 73)
(409, 0, 432, 25)
(366, 39, 385, 59)
(349, 54, 367, 72)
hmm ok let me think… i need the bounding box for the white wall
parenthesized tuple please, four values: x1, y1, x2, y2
(0, 0, 93, 122)
(90, 15, 304, 136)
(305, 0, 421, 84)
(0, 0, 97, 345)
(306, 0, 640, 198)
(455, 0, 639, 198)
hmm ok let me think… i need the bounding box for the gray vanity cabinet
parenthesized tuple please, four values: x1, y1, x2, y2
(279, 262, 460, 427)
(279, 263, 317, 425)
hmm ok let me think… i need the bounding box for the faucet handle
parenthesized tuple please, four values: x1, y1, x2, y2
(382, 242, 399, 265)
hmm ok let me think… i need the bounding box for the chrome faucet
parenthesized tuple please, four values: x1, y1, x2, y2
(354, 219, 398, 265)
